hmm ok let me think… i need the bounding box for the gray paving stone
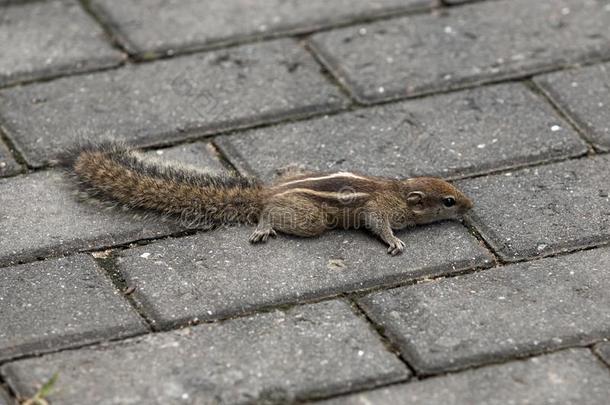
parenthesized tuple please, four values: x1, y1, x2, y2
(457, 155, 610, 261)
(0, 170, 179, 267)
(0, 0, 124, 87)
(0, 39, 347, 167)
(148, 142, 225, 173)
(0, 254, 147, 361)
(358, 247, 610, 374)
(0, 141, 20, 177)
(534, 62, 610, 151)
(116, 222, 491, 328)
(309, 0, 610, 103)
(90, 0, 437, 57)
(1, 300, 409, 404)
(321, 349, 610, 405)
(594, 342, 610, 367)
(217, 83, 587, 181)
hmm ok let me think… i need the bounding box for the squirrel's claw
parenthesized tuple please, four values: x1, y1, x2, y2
(387, 238, 406, 256)
(249, 228, 277, 244)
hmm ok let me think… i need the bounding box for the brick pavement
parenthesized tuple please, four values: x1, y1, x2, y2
(0, 254, 147, 362)
(358, 247, 610, 374)
(0, 0, 609, 404)
(2, 301, 408, 404)
(321, 349, 610, 405)
(534, 62, 610, 151)
(0, 0, 124, 87)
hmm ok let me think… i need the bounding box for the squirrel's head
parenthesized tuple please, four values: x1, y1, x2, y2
(400, 177, 473, 224)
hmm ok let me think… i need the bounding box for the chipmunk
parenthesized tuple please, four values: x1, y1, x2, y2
(64, 142, 473, 255)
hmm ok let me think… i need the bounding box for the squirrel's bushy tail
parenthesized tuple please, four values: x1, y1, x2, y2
(63, 142, 263, 227)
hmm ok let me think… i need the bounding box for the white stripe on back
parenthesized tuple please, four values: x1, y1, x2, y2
(278, 172, 367, 187)
(274, 188, 370, 200)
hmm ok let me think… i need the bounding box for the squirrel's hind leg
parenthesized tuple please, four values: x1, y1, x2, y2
(249, 196, 326, 243)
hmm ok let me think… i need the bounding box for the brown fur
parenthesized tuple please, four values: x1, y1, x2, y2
(65, 142, 263, 228)
(66, 143, 474, 255)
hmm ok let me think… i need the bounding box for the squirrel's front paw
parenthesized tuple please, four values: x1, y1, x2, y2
(387, 238, 406, 256)
(249, 228, 277, 243)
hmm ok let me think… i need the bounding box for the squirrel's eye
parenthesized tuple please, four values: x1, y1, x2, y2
(443, 197, 456, 207)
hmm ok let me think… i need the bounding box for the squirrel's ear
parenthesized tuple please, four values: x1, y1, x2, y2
(406, 191, 424, 207)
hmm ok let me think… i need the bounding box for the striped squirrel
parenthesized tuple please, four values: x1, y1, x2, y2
(65, 142, 473, 255)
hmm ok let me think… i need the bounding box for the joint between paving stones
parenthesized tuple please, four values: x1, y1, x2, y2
(0, 126, 26, 173)
(296, 365, 422, 404)
(78, 0, 134, 57)
(422, 343, 610, 379)
(91, 252, 157, 332)
(342, 259, 494, 309)
(0, 377, 19, 405)
(476, 222, 610, 265)
(0, 60, 127, 92)
(153, 289, 351, 332)
(525, 79, 600, 154)
(212, 137, 263, 178)
(0, 330, 153, 373)
(349, 290, 561, 379)
(213, 91, 594, 183)
(64, 252, 494, 344)
(440, 0, 499, 7)
(142, 98, 350, 150)
(3, 70, 608, 178)
(190, 140, 242, 175)
(445, 150, 598, 183)
(310, 25, 610, 105)
(0, 0, 446, 93)
(0, 225, 203, 271)
(347, 299, 417, 377)
(88, 2, 443, 62)
(306, 38, 371, 106)
(90, 245, 367, 332)
(0, 1, 128, 90)
(302, 40, 359, 104)
(2, 2, 609, 96)
(107, 226, 496, 330)
(2, 220, 495, 306)
(591, 345, 610, 373)
(216, 102, 606, 185)
(134, 138, 242, 176)
(460, 219, 504, 265)
(4, 341, 605, 404)
(466, 206, 610, 264)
